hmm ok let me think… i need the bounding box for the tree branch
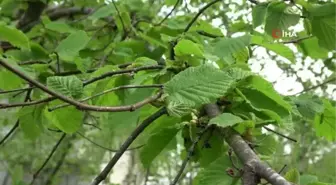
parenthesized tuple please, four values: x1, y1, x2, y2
(0, 89, 32, 146)
(49, 84, 163, 111)
(0, 121, 19, 146)
(169, 0, 221, 60)
(0, 59, 163, 112)
(247, 0, 259, 5)
(83, 65, 164, 85)
(111, 0, 126, 36)
(279, 36, 313, 44)
(53, 62, 132, 76)
(0, 87, 34, 94)
(77, 132, 145, 152)
(263, 126, 297, 143)
(0, 97, 55, 109)
(48, 7, 93, 20)
(29, 133, 66, 185)
(170, 125, 211, 185)
(16, 1, 47, 32)
(204, 104, 292, 185)
(90, 107, 167, 185)
(184, 0, 222, 32)
(44, 135, 75, 185)
(155, 0, 181, 26)
(196, 30, 223, 38)
(294, 76, 336, 95)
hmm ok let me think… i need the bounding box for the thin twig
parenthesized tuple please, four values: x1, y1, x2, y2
(263, 126, 297, 143)
(247, 0, 259, 4)
(228, 148, 241, 171)
(90, 107, 167, 185)
(293, 76, 336, 95)
(279, 36, 313, 44)
(184, 0, 222, 32)
(77, 132, 145, 152)
(170, 125, 211, 185)
(84, 123, 102, 130)
(29, 133, 66, 185)
(111, 0, 126, 36)
(0, 87, 34, 94)
(54, 52, 60, 73)
(278, 164, 287, 174)
(155, 0, 181, 26)
(0, 89, 32, 146)
(55, 62, 132, 76)
(49, 84, 163, 111)
(0, 121, 19, 146)
(169, 0, 222, 60)
(12, 89, 30, 98)
(18, 61, 49, 65)
(196, 30, 223, 38)
(45, 135, 75, 185)
(0, 59, 164, 112)
(0, 97, 55, 109)
(83, 65, 164, 85)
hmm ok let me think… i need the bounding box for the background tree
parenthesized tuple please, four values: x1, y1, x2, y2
(0, 0, 335, 185)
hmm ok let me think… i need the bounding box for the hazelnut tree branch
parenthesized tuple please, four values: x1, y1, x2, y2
(204, 104, 292, 185)
(0, 60, 163, 112)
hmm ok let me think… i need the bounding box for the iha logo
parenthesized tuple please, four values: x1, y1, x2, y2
(272, 29, 297, 39)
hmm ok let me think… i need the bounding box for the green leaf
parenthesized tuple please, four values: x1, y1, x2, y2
(308, 183, 336, 185)
(229, 21, 252, 33)
(213, 35, 251, 60)
(194, 156, 237, 185)
(174, 39, 204, 58)
(300, 175, 318, 185)
(164, 64, 234, 108)
(292, 94, 324, 120)
(285, 168, 300, 184)
(45, 21, 77, 33)
(251, 35, 295, 63)
(225, 67, 253, 80)
(0, 69, 24, 89)
(18, 105, 45, 140)
(209, 113, 243, 128)
(136, 31, 167, 48)
(74, 56, 92, 73)
(297, 36, 329, 59)
(167, 101, 194, 117)
(0, 24, 30, 49)
(197, 130, 225, 167)
(193, 20, 223, 36)
(140, 126, 180, 168)
(309, 3, 336, 50)
(252, 2, 268, 28)
(89, 4, 115, 21)
(47, 76, 83, 99)
(254, 134, 277, 156)
(55, 30, 90, 61)
(307, 2, 335, 16)
(314, 99, 336, 141)
(44, 106, 83, 133)
(115, 11, 132, 31)
(264, 2, 300, 36)
(241, 76, 292, 112)
(165, 0, 178, 6)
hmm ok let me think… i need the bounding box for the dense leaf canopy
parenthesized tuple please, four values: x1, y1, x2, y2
(0, 0, 335, 185)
